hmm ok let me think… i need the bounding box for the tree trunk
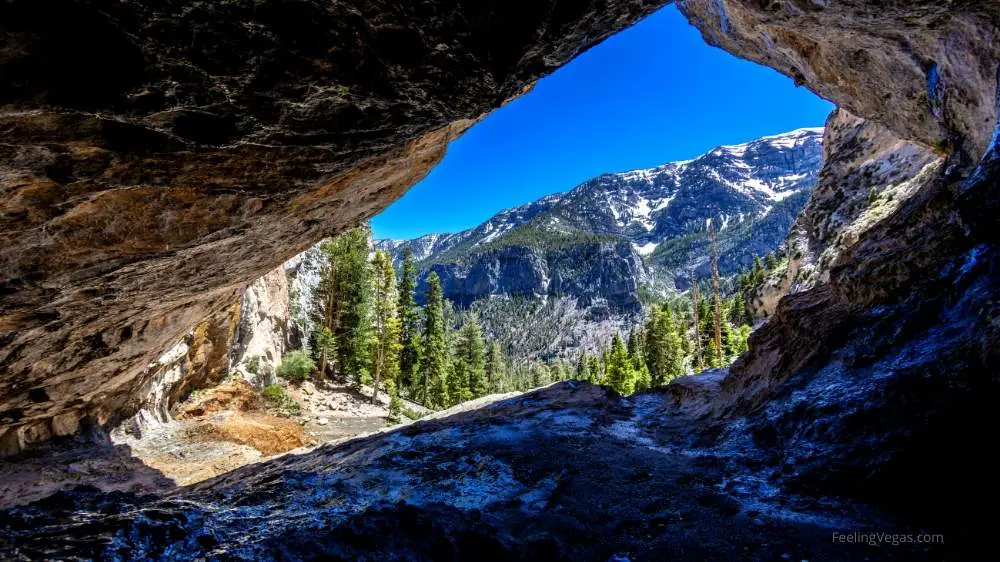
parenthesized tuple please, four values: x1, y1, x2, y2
(709, 222, 723, 354)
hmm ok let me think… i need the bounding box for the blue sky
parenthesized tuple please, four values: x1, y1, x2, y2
(372, 4, 834, 241)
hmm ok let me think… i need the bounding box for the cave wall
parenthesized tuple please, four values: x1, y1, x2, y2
(0, 0, 667, 453)
(678, 0, 1000, 160)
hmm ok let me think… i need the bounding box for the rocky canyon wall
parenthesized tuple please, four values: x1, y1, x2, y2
(749, 109, 943, 320)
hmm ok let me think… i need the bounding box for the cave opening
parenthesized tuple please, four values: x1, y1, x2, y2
(0, 0, 998, 560)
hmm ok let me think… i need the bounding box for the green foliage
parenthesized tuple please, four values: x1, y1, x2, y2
(314, 327, 337, 377)
(312, 227, 373, 385)
(401, 406, 426, 421)
(446, 362, 470, 406)
(371, 250, 402, 402)
(587, 354, 602, 384)
(485, 342, 507, 393)
(420, 272, 450, 409)
(385, 378, 403, 422)
(455, 316, 488, 400)
(277, 350, 315, 382)
(397, 248, 422, 394)
(606, 335, 637, 396)
(531, 363, 551, 388)
(245, 356, 261, 376)
(262, 384, 301, 416)
(644, 304, 685, 386)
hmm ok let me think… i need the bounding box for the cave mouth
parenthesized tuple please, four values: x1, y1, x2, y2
(0, 0, 998, 559)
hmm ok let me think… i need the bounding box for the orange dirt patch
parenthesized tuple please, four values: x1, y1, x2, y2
(188, 412, 307, 456)
(176, 379, 258, 419)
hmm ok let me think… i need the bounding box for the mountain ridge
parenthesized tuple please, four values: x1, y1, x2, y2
(377, 127, 824, 298)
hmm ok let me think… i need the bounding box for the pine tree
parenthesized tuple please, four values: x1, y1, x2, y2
(690, 276, 703, 372)
(752, 255, 765, 284)
(315, 326, 337, 379)
(446, 361, 469, 407)
(576, 351, 590, 381)
(587, 354, 602, 384)
(397, 247, 421, 395)
(453, 316, 487, 402)
(627, 329, 644, 370)
(708, 338, 724, 369)
(312, 227, 373, 383)
(419, 272, 449, 409)
(370, 251, 402, 403)
(644, 305, 684, 387)
(709, 221, 723, 358)
(531, 363, 551, 388)
(486, 342, 506, 393)
(606, 335, 636, 396)
(635, 362, 652, 393)
(675, 304, 691, 356)
(766, 251, 779, 270)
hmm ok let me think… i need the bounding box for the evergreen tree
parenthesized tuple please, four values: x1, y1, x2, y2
(587, 354, 602, 384)
(606, 335, 636, 396)
(709, 221, 724, 357)
(576, 352, 591, 381)
(370, 251, 402, 403)
(397, 247, 422, 394)
(531, 363, 551, 388)
(627, 329, 644, 370)
(752, 255, 765, 284)
(485, 342, 506, 394)
(446, 362, 469, 406)
(708, 338, 724, 369)
(314, 326, 337, 379)
(635, 362, 652, 393)
(644, 305, 684, 387)
(419, 272, 449, 408)
(312, 227, 373, 384)
(698, 296, 714, 370)
(766, 251, 779, 270)
(675, 304, 691, 356)
(690, 277, 703, 372)
(453, 316, 487, 401)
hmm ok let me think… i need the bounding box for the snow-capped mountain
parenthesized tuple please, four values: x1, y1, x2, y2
(378, 127, 824, 304)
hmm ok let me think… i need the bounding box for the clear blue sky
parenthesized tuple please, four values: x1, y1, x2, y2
(372, 4, 834, 240)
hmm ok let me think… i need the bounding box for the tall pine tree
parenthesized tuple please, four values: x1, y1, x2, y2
(370, 251, 401, 403)
(419, 272, 449, 409)
(709, 221, 723, 358)
(312, 227, 372, 384)
(606, 335, 636, 396)
(397, 247, 421, 395)
(485, 342, 506, 393)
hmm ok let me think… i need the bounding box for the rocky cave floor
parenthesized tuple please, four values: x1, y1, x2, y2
(0, 381, 975, 561)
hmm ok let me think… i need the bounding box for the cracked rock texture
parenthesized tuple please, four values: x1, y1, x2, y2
(0, 0, 665, 452)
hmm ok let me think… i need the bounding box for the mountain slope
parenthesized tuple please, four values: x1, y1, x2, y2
(379, 128, 823, 298)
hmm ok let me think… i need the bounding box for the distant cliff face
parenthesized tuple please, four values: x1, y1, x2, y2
(379, 128, 824, 308)
(426, 239, 649, 311)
